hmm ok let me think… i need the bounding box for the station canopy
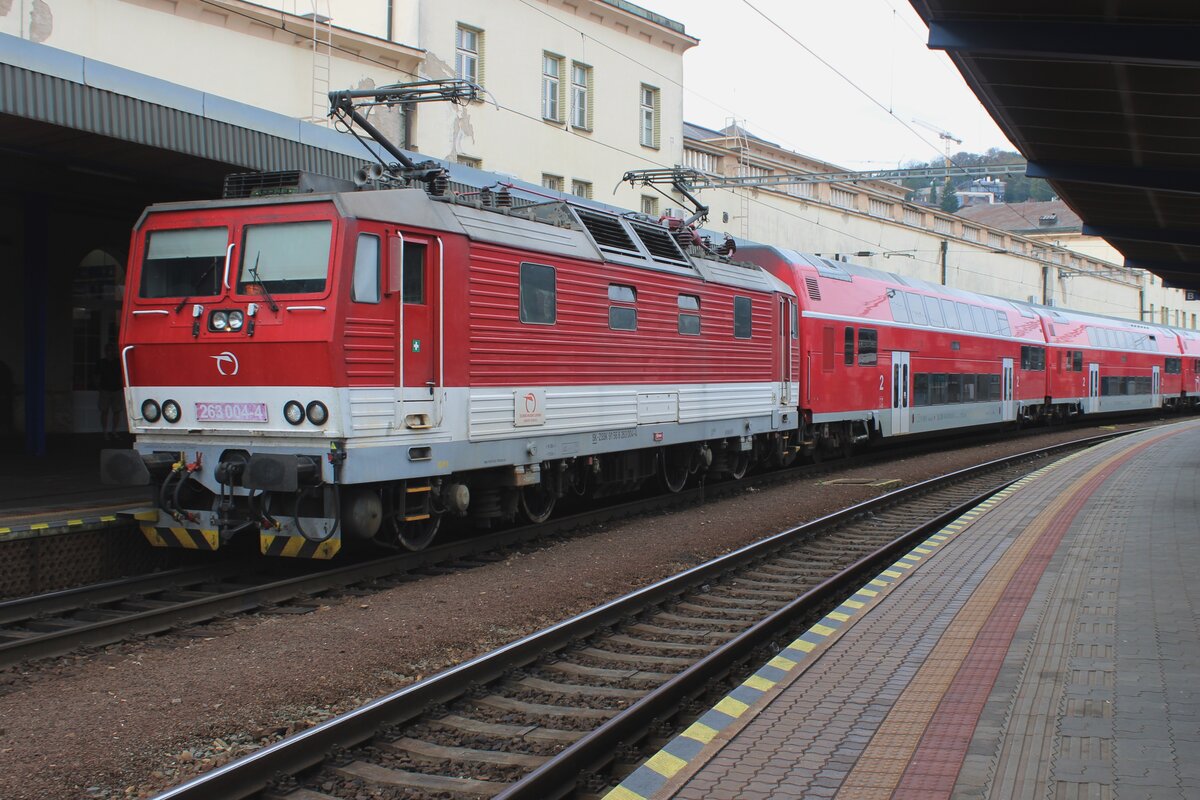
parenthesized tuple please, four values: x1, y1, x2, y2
(909, 1, 1200, 292)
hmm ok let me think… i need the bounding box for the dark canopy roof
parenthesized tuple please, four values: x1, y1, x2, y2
(908, 1, 1200, 291)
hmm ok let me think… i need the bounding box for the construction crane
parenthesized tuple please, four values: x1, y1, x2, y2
(911, 118, 962, 167)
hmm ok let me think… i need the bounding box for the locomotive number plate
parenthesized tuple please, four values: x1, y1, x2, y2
(195, 401, 269, 423)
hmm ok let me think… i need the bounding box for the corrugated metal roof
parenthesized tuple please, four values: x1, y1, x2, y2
(0, 32, 380, 181)
(908, 1, 1200, 291)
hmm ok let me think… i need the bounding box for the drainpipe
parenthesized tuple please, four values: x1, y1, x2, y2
(1139, 288, 1146, 321)
(386, 0, 393, 41)
(1041, 264, 1050, 305)
(939, 239, 948, 285)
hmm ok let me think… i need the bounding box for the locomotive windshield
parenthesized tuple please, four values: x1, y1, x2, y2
(237, 220, 332, 295)
(139, 227, 228, 299)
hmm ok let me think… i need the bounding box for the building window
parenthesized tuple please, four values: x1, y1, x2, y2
(456, 24, 482, 84)
(734, 296, 752, 339)
(640, 84, 660, 148)
(457, 155, 482, 169)
(641, 195, 658, 216)
(519, 262, 556, 324)
(542, 53, 564, 122)
(608, 283, 637, 330)
(571, 62, 592, 130)
(542, 174, 564, 192)
(678, 294, 700, 335)
(571, 179, 593, 199)
(831, 188, 857, 210)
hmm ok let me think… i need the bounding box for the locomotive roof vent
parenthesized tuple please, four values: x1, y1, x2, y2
(575, 208, 641, 256)
(629, 221, 688, 265)
(223, 170, 355, 199)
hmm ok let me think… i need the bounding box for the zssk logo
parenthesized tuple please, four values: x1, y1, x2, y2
(212, 351, 239, 376)
(524, 392, 538, 413)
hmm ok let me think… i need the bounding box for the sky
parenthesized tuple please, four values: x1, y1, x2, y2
(635, 0, 1016, 170)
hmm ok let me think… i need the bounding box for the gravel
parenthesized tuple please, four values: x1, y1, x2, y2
(0, 423, 1154, 799)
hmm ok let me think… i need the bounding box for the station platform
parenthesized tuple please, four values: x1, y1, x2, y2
(609, 419, 1200, 800)
(0, 433, 150, 542)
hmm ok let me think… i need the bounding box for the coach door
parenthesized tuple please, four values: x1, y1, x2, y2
(891, 351, 911, 435)
(1001, 358, 1015, 420)
(1087, 363, 1100, 413)
(1152, 365, 1161, 408)
(394, 233, 441, 428)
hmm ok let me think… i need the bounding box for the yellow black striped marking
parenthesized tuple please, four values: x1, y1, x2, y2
(260, 533, 341, 560)
(141, 525, 219, 550)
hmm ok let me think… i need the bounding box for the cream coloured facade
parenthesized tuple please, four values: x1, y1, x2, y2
(681, 125, 1197, 328)
(0, 0, 693, 210)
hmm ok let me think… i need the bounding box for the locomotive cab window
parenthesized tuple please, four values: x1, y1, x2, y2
(858, 328, 877, 366)
(352, 234, 380, 304)
(402, 242, 426, 304)
(678, 294, 700, 335)
(140, 227, 228, 299)
(519, 262, 557, 324)
(734, 296, 752, 339)
(239, 220, 332, 295)
(609, 283, 637, 331)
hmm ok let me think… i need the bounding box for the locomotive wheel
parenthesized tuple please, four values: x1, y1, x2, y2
(659, 446, 690, 493)
(519, 482, 557, 524)
(725, 449, 751, 480)
(396, 513, 441, 551)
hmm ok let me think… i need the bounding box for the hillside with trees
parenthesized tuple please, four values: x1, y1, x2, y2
(900, 148, 1056, 204)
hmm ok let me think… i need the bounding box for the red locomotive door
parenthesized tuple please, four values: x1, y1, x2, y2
(779, 297, 797, 405)
(395, 233, 440, 427)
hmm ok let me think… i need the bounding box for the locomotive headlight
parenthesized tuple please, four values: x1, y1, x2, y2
(228, 311, 244, 331)
(305, 400, 329, 426)
(284, 400, 306, 426)
(162, 400, 182, 424)
(141, 399, 161, 423)
(211, 311, 229, 331)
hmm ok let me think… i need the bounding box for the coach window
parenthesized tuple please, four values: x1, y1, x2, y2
(402, 242, 426, 304)
(1166, 357, 1182, 374)
(947, 373, 961, 403)
(844, 327, 855, 366)
(858, 328, 877, 366)
(956, 301, 974, 332)
(519, 262, 556, 324)
(995, 311, 1011, 336)
(907, 293, 929, 325)
(888, 291, 909, 323)
(970, 305, 988, 333)
(929, 374, 948, 405)
(678, 294, 700, 335)
(609, 283, 637, 331)
(352, 234, 380, 303)
(1073, 351, 1083, 371)
(913, 374, 929, 406)
(940, 299, 959, 329)
(734, 296, 752, 339)
(924, 296, 944, 327)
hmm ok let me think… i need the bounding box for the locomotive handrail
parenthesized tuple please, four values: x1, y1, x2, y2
(222, 242, 235, 290)
(132, 310, 169, 316)
(285, 305, 327, 312)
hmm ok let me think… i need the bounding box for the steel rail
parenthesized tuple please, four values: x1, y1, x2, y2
(152, 430, 1133, 800)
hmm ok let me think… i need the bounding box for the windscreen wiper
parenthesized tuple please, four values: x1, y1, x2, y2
(174, 258, 220, 313)
(248, 252, 279, 313)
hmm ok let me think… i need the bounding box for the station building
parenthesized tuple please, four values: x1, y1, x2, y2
(0, 0, 694, 452)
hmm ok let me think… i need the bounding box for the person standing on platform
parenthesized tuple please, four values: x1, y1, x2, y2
(97, 343, 123, 440)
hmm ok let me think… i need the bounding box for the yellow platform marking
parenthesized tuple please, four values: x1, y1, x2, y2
(681, 722, 719, 744)
(604, 788, 646, 800)
(809, 623, 836, 637)
(827, 610, 852, 622)
(768, 655, 797, 671)
(791, 639, 816, 653)
(714, 696, 749, 718)
(744, 674, 776, 692)
(645, 750, 688, 778)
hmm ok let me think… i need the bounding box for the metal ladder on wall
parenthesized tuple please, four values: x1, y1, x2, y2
(291, 1, 333, 125)
(727, 118, 752, 239)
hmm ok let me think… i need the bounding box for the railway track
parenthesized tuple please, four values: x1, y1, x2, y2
(152, 431, 1128, 800)
(4, 422, 1118, 670)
